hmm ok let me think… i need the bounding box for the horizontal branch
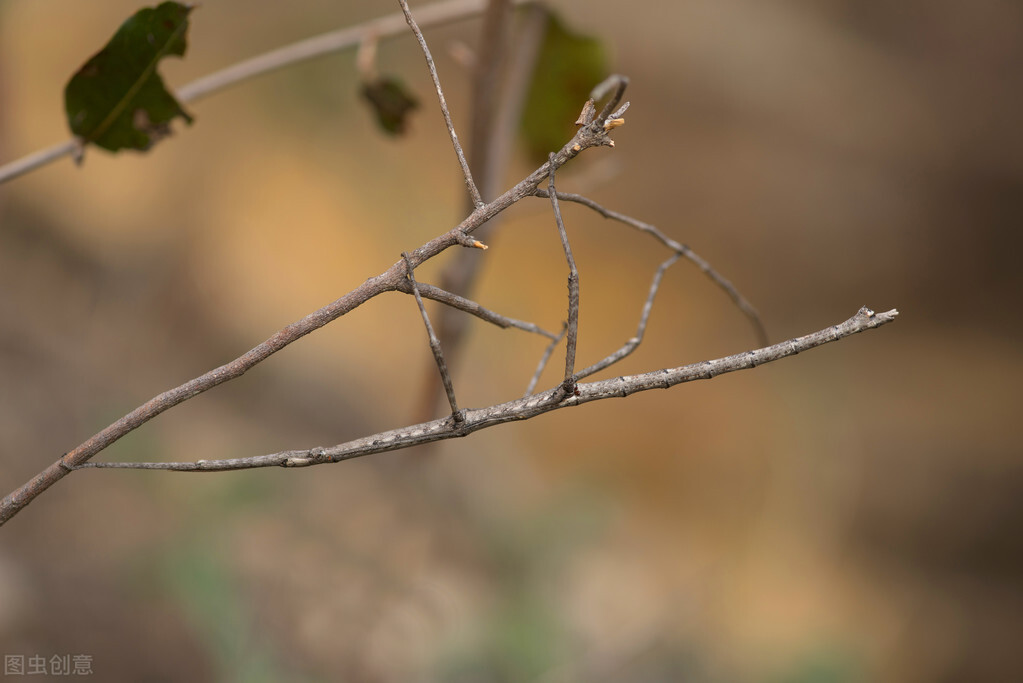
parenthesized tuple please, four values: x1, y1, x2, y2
(0, 0, 528, 184)
(73, 307, 898, 472)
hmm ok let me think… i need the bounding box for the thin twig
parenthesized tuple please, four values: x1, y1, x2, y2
(548, 154, 580, 392)
(533, 188, 768, 346)
(398, 280, 557, 338)
(399, 0, 484, 209)
(0, 0, 529, 185)
(403, 253, 462, 418)
(0, 140, 79, 184)
(525, 323, 567, 397)
(71, 307, 898, 471)
(576, 253, 680, 380)
(591, 75, 630, 132)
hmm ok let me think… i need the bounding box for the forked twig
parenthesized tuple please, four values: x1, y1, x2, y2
(524, 323, 567, 398)
(576, 253, 680, 380)
(590, 74, 631, 127)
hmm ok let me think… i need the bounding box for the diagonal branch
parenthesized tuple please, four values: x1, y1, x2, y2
(71, 307, 898, 472)
(399, 0, 484, 208)
(403, 253, 462, 418)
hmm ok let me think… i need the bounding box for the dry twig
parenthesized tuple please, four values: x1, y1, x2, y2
(67, 307, 899, 472)
(399, 0, 484, 208)
(402, 253, 462, 419)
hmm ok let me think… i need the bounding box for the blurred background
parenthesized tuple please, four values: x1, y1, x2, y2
(1, 0, 1020, 680)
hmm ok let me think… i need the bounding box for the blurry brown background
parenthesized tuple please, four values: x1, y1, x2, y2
(1, 1, 1020, 681)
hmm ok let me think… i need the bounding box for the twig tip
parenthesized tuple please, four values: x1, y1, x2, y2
(575, 98, 596, 126)
(454, 231, 487, 250)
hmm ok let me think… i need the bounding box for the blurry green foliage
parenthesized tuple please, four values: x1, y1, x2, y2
(520, 10, 608, 163)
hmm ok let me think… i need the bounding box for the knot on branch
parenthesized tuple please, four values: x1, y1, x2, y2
(557, 378, 580, 403)
(447, 409, 471, 437)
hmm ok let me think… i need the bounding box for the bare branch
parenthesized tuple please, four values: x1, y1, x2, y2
(533, 188, 769, 346)
(399, 0, 484, 208)
(72, 307, 898, 472)
(402, 253, 462, 419)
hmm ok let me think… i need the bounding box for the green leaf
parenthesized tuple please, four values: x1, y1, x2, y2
(64, 2, 194, 153)
(520, 11, 609, 163)
(360, 76, 419, 136)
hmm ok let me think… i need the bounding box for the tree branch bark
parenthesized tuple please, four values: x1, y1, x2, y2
(70, 307, 898, 472)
